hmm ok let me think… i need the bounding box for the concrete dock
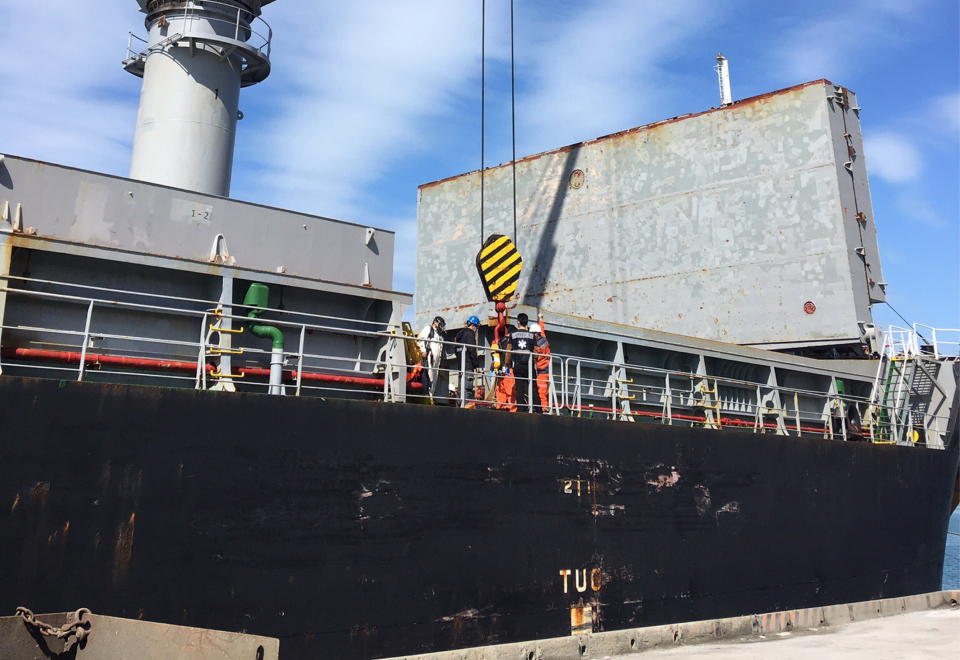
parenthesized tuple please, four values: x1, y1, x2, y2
(387, 590, 960, 660)
(630, 608, 959, 658)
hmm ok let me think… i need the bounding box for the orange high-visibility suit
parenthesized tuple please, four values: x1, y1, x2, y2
(492, 339, 518, 412)
(533, 322, 551, 413)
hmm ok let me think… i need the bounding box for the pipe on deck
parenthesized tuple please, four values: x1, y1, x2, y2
(1, 347, 423, 391)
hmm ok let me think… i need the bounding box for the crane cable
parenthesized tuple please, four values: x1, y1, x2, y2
(510, 0, 518, 243)
(479, 0, 519, 247)
(479, 0, 486, 248)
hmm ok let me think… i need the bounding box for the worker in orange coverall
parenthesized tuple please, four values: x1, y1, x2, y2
(531, 312, 551, 413)
(492, 335, 518, 412)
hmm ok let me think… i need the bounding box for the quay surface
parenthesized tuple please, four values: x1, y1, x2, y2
(386, 590, 959, 660)
(628, 607, 958, 659)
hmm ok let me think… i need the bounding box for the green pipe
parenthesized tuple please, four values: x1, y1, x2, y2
(243, 283, 284, 350)
(248, 318, 284, 350)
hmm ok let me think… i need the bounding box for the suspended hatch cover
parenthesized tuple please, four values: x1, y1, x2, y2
(476, 234, 523, 302)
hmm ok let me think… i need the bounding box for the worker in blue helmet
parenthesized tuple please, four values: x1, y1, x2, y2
(449, 315, 482, 407)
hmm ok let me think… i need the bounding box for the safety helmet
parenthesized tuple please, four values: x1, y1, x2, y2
(467, 315, 480, 326)
(433, 316, 446, 331)
(530, 322, 541, 333)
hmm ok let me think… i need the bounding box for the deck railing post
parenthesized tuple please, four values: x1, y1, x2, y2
(196, 312, 208, 389)
(794, 391, 802, 437)
(665, 373, 672, 425)
(77, 300, 94, 382)
(840, 398, 848, 442)
(527, 353, 533, 413)
(459, 345, 467, 408)
(295, 324, 305, 396)
(575, 361, 582, 415)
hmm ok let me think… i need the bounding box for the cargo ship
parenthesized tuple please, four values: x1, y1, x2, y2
(1, 2, 957, 659)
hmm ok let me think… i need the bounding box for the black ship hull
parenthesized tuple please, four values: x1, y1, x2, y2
(1, 376, 957, 659)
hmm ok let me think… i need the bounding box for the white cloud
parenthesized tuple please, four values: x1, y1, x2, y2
(0, 1, 138, 175)
(865, 132, 923, 183)
(927, 91, 960, 138)
(242, 1, 490, 220)
(773, 0, 930, 83)
(895, 192, 946, 228)
(237, 0, 718, 217)
(515, 0, 714, 156)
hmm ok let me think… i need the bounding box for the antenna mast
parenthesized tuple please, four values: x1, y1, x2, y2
(715, 53, 732, 107)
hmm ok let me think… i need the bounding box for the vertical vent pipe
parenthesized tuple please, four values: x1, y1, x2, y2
(244, 283, 285, 395)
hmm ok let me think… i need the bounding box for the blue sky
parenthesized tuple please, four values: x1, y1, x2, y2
(1, 0, 957, 333)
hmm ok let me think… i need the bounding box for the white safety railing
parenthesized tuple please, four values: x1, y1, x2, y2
(913, 324, 960, 360)
(883, 325, 920, 358)
(0, 276, 954, 449)
(124, 0, 273, 73)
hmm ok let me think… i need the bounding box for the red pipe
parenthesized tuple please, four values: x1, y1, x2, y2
(575, 403, 827, 434)
(6, 347, 204, 373)
(2, 347, 423, 391)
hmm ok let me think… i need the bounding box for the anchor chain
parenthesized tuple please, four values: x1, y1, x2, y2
(15, 606, 92, 651)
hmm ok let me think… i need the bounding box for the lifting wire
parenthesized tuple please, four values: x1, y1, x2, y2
(510, 0, 517, 243)
(885, 301, 930, 345)
(479, 0, 486, 249)
(479, 0, 519, 247)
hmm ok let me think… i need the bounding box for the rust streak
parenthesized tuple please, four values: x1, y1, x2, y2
(113, 512, 137, 583)
(29, 482, 50, 508)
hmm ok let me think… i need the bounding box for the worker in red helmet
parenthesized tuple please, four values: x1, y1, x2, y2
(532, 312, 552, 413)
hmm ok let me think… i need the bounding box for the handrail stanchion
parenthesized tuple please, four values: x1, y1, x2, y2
(664, 372, 672, 424)
(840, 398, 848, 442)
(196, 312, 208, 389)
(608, 362, 619, 420)
(562, 357, 570, 412)
(575, 361, 582, 416)
(460, 347, 467, 408)
(295, 324, 306, 397)
(547, 357, 554, 414)
(77, 300, 95, 382)
(793, 391, 801, 437)
(527, 353, 533, 413)
(754, 385, 762, 432)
